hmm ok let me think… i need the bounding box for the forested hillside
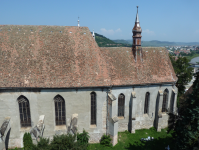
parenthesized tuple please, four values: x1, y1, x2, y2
(113, 40, 199, 47)
(93, 33, 131, 47)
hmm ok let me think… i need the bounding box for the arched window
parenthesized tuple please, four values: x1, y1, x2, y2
(170, 91, 175, 113)
(162, 89, 169, 112)
(144, 92, 150, 114)
(118, 94, 125, 117)
(54, 95, 66, 125)
(18, 96, 31, 127)
(91, 92, 96, 125)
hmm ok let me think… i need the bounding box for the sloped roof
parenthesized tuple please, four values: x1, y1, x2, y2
(0, 25, 110, 88)
(100, 47, 177, 86)
(0, 25, 177, 88)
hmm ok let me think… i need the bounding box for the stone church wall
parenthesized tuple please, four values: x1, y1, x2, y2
(0, 84, 177, 148)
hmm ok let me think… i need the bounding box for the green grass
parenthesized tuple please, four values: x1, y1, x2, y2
(88, 127, 175, 150)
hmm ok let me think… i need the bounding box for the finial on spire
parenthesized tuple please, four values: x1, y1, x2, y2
(78, 17, 80, 27)
(135, 6, 139, 23)
(92, 30, 95, 39)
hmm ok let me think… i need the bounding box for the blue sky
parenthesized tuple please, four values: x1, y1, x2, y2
(1, 0, 199, 42)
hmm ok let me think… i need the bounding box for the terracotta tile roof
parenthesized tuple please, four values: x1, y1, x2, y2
(0, 25, 177, 88)
(0, 25, 110, 88)
(100, 47, 177, 86)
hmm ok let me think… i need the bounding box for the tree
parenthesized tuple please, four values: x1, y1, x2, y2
(168, 72, 199, 150)
(169, 55, 193, 106)
(23, 132, 33, 150)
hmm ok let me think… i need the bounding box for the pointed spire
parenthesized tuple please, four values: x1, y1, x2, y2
(132, 6, 142, 62)
(92, 30, 95, 39)
(135, 6, 139, 23)
(78, 17, 80, 27)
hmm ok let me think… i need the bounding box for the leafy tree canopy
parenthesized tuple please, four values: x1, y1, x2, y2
(169, 56, 193, 101)
(168, 72, 199, 150)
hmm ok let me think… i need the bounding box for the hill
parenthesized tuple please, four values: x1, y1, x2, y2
(113, 40, 199, 47)
(94, 33, 199, 47)
(94, 33, 131, 47)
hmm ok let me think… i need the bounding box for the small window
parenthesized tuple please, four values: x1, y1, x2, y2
(91, 92, 96, 125)
(54, 95, 66, 125)
(60, 31, 62, 33)
(162, 89, 169, 112)
(18, 96, 31, 127)
(118, 94, 125, 117)
(144, 92, 150, 114)
(70, 31, 72, 33)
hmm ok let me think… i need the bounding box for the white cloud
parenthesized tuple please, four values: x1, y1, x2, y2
(143, 29, 155, 36)
(100, 28, 121, 35)
(115, 28, 122, 32)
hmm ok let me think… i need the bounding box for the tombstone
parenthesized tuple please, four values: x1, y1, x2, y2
(0, 117, 11, 150)
(30, 115, 45, 142)
(68, 114, 78, 135)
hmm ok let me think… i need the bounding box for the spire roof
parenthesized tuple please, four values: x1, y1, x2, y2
(135, 6, 139, 23)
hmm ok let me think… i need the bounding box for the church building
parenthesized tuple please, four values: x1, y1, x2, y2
(0, 7, 178, 148)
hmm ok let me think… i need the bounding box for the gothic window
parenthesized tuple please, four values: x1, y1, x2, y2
(118, 94, 125, 117)
(54, 95, 66, 125)
(91, 92, 96, 125)
(170, 91, 175, 113)
(18, 96, 31, 127)
(144, 92, 150, 114)
(162, 89, 169, 112)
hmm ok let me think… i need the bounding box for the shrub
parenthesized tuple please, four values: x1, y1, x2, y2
(23, 132, 33, 150)
(124, 130, 130, 134)
(77, 129, 90, 146)
(49, 133, 86, 150)
(149, 127, 156, 132)
(36, 137, 50, 150)
(100, 134, 112, 147)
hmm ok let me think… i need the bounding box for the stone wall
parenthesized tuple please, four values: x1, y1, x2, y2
(0, 84, 177, 148)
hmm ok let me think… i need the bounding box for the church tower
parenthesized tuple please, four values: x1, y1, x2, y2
(132, 6, 142, 62)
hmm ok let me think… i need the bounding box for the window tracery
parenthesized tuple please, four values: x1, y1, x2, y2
(54, 95, 66, 125)
(18, 96, 31, 127)
(118, 94, 125, 117)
